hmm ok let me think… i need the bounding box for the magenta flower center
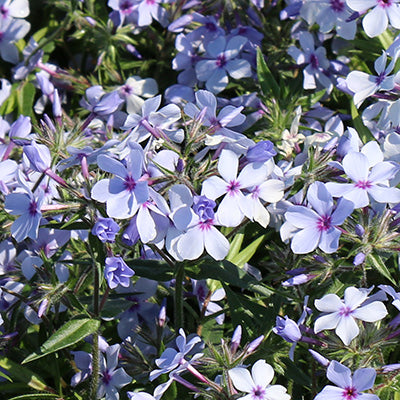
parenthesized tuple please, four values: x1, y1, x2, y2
(29, 200, 38, 216)
(330, 0, 345, 12)
(317, 215, 332, 232)
(120, 0, 134, 13)
(102, 369, 112, 385)
(252, 385, 266, 399)
(227, 180, 241, 195)
(0, 6, 8, 18)
(124, 175, 137, 192)
(310, 53, 319, 69)
(198, 219, 213, 231)
(375, 72, 386, 85)
(379, 0, 392, 7)
(216, 54, 227, 68)
(343, 386, 358, 399)
(355, 180, 372, 189)
(340, 305, 353, 316)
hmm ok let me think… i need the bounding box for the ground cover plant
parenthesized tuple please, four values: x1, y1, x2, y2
(2, 0, 400, 399)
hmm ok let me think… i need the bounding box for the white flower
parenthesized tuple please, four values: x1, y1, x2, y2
(228, 360, 290, 400)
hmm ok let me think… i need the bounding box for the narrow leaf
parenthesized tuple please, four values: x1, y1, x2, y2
(350, 101, 375, 143)
(367, 254, 396, 285)
(9, 395, 60, 400)
(257, 47, 280, 98)
(229, 234, 266, 267)
(0, 358, 51, 392)
(22, 318, 100, 364)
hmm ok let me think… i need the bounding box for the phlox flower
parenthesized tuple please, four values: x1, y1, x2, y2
(91, 143, 149, 219)
(314, 360, 379, 400)
(184, 89, 254, 150)
(97, 344, 132, 400)
(0, 16, 30, 63)
(136, 0, 168, 27)
(314, 287, 388, 345)
(171, 194, 230, 261)
(0, 0, 30, 19)
(150, 329, 203, 381)
(282, 181, 354, 254)
(195, 35, 252, 94)
(326, 142, 400, 208)
(228, 359, 291, 400)
(122, 95, 182, 144)
(288, 31, 332, 91)
(104, 256, 135, 289)
(119, 75, 158, 114)
(4, 172, 44, 242)
(346, 51, 398, 108)
(347, 0, 400, 37)
(301, 0, 357, 40)
(201, 149, 269, 227)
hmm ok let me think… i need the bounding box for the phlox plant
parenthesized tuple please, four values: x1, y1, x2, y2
(2, 1, 400, 400)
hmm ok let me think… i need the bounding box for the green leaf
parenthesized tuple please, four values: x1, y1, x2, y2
(22, 318, 100, 364)
(126, 259, 174, 281)
(229, 234, 266, 267)
(367, 254, 396, 285)
(9, 395, 60, 400)
(350, 101, 375, 143)
(0, 358, 51, 392)
(226, 232, 244, 261)
(17, 82, 36, 118)
(186, 259, 275, 298)
(257, 47, 280, 98)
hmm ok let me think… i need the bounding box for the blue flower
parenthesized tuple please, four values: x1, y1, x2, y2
(104, 256, 135, 289)
(195, 35, 252, 93)
(92, 217, 120, 243)
(283, 181, 354, 254)
(314, 360, 379, 400)
(97, 344, 132, 400)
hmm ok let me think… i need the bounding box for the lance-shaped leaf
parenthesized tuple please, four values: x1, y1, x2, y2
(22, 318, 100, 364)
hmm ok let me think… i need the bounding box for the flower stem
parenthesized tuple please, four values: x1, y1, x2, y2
(174, 263, 185, 331)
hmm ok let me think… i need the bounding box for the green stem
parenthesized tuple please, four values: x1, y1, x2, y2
(90, 263, 100, 400)
(174, 263, 185, 331)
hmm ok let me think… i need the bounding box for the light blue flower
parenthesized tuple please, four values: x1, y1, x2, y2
(314, 287, 387, 346)
(314, 360, 379, 400)
(195, 35, 252, 93)
(347, 0, 400, 37)
(91, 143, 149, 219)
(283, 181, 354, 254)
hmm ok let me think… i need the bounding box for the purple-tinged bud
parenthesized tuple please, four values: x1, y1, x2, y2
(353, 252, 366, 266)
(355, 224, 365, 237)
(104, 256, 135, 289)
(231, 325, 242, 353)
(52, 89, 62, 121)
(171, 372, 200, 392)
(273, 316, 301, 343)
(92, 217, 120, 243)
(286, 267, 306, 276)
(9, 115, 31, 145)
(122, 216, 139, 246)
(193, 195, 216, 221)
(42, 114, 56, 133)
(246, 140, 277, 163)
(308, 349, 330, 367)
(85, 16, 97, 26)
(24, 141, 51, 172)
(38, 298, 49, 318)
(246, 335, 264, 354)
(168, 14, 193, 32)
(158, 298, 167, 327)
(282, 274, 316, 287)
(382, 363, 400, 373)
(313, 255, 327, 263)
(125, 44, 142, 59)
(176, 158, 184, 173)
